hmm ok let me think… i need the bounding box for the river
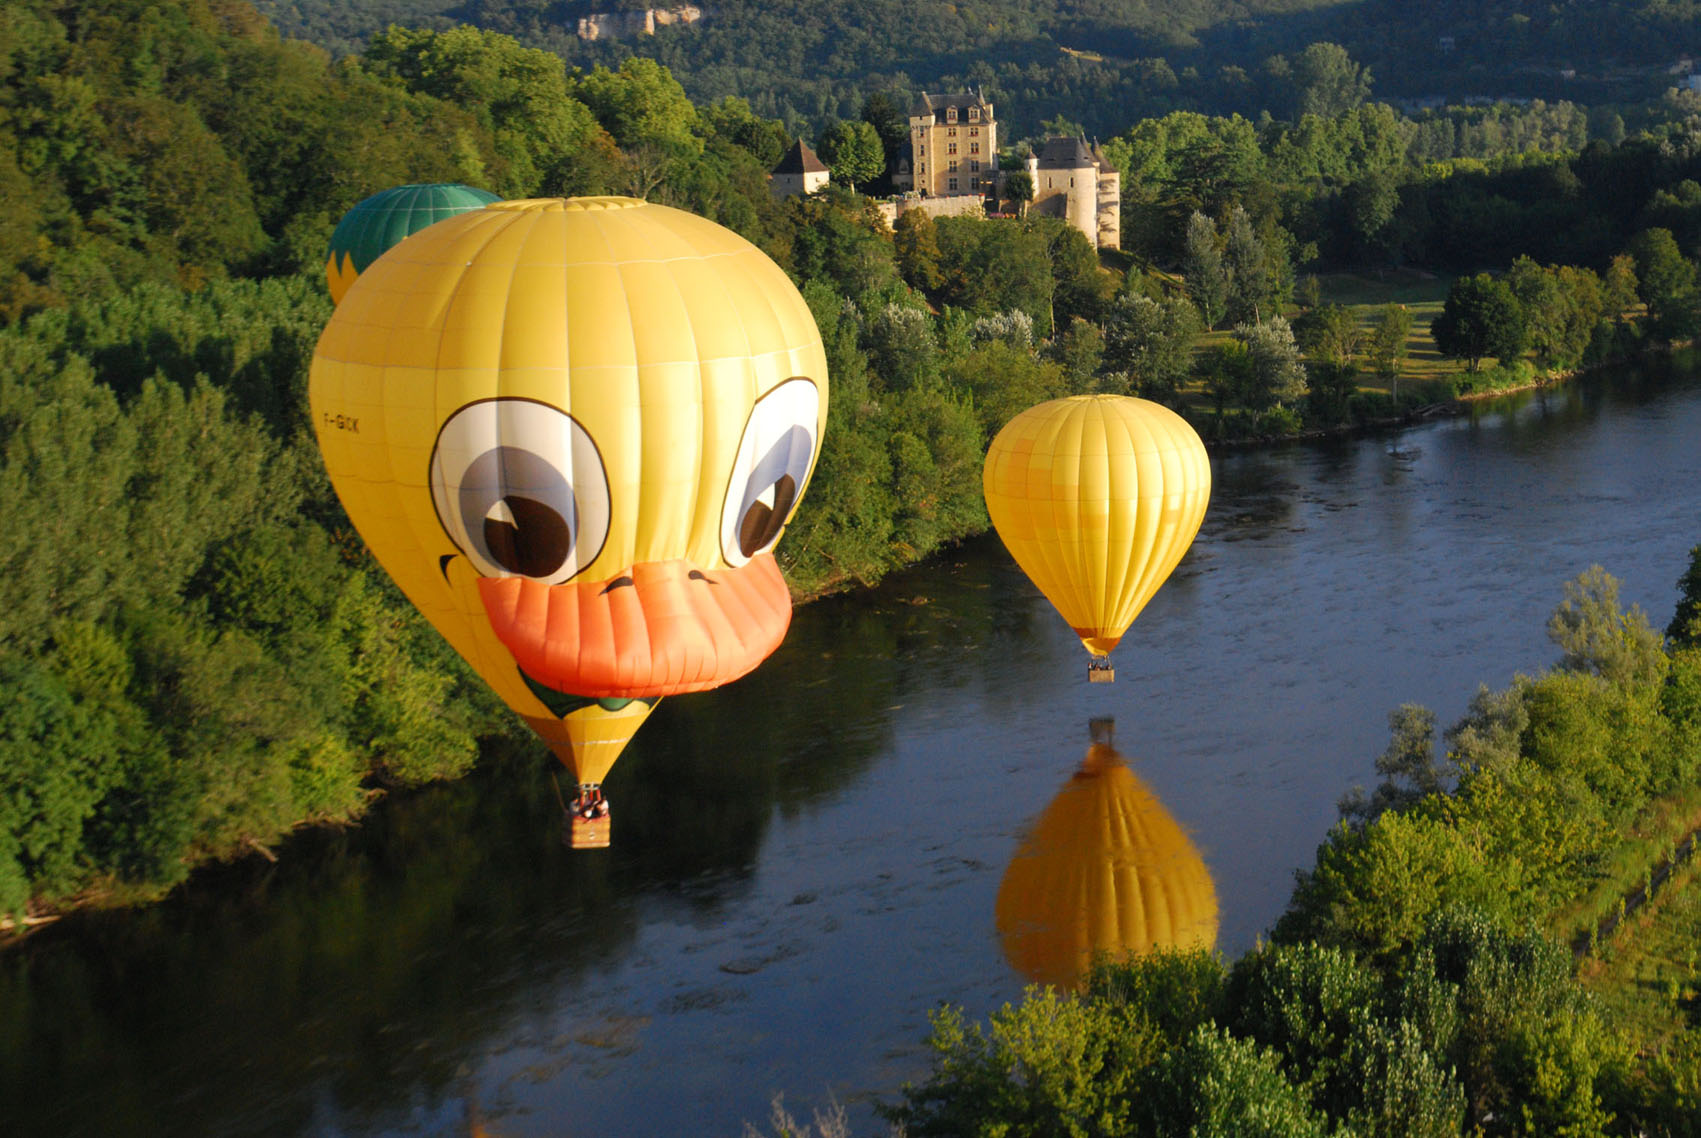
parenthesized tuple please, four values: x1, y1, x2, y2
(5, 357, 1701, 1137)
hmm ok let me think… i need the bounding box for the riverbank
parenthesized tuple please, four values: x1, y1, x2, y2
(7, 348, 1692, 939)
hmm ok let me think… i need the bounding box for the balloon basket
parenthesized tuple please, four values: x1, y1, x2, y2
(1088, 662, 1115, 683)
(568, 813, 611, 849)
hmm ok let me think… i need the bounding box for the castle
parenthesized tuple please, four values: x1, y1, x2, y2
(771, 90, 1120, 250)
(1023, 136, 1121, 251)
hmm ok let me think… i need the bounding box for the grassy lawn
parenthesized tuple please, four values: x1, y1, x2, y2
(1312, 269, 1459, 395)
(1183, 270, 1465, 404)
(1550, 786, 1701, 950)
(1579, 849, 1701, 1048)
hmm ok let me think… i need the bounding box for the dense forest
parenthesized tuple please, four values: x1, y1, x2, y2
(254, 0, 1701, 135)
(7, 0, 1701, 941)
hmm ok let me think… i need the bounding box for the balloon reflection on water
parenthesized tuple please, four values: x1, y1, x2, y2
(996, 720, 1218, 990)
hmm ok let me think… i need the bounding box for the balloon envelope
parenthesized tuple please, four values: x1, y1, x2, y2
(324, 183, 501, 304)
(309, 196, 828, 810)
(996, 733, 1218, 990)
(982, 394, 1210, 658)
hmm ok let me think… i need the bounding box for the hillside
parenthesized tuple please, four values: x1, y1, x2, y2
(252, 0, 1701, 135)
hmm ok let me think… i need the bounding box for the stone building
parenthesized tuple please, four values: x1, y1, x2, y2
(576, 5, 704, 41)
(1023, 136, 1120, 250)
(769, 139, 830, 198)
(903, 91, 998, 199)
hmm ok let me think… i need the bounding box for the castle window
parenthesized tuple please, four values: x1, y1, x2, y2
(947, 127, 957, 137)
(970, 127, 979, 136)
(970, 160, 980, 172)
(949, 160, 959, 172)
(947, 142, 957, 155)
(970, 142, 979, 154)
(947, 106, 958, 123)
(969, 106, 980, 122)
(949, 177, 959, 191)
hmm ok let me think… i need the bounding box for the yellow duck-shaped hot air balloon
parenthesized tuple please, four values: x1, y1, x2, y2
(982, 395, 1210, 681)
(995, 720, 1218, 990)
(309, 197, 828, 847)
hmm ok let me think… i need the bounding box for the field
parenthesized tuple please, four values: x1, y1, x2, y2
(1312, 269, 1458, 393)
(1184, 269, 1460, 406)
(1580, 849, 1701, 1047)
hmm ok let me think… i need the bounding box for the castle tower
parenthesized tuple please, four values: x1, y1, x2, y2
(1092, 141, 1121, 251)
(908, 91, 997, 198)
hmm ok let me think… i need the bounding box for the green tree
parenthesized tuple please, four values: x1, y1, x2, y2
(1087, 948, 1227, 1046)
(859, 91, 908, 191)
(1342, 1016, 1467, 1138)
(1003, 169, 1033, 216)
(862, 302, 939, 392)
(934, 216, 1054, 338)
(1276, 809, 1512, 962)
(1669, 543, 1701, 648)
(1289, 42, 1372, 120)
(1143, 1024, 1332, 1138)
(1340, 704, 1448, 825)
(1047, 317, 1104, 392)
(0, 653, 124, 918)
(1344, 170, 1401, 263)
(363, 24, 607, 198)
(1547, 564, 1666, 689)
(1366, 304, 1412, 395)
(785, 190, 901, 303)
(1226, 941, 1381, 1114)
(893, 209, 944, 293)
(1431, 273, 1527, 372)
(885, 990, 1158, 1138)
(1602, 253, 1639, 323)
(700, 95, 787, 168)
(1183, 211, 1227, 328)
(1099, 293, 1202, 403)
(1235, 317, 1308, 411)
(1291, 303, 1361, 369)
(1223, 204, 1273, 325)
(569, 56, 701, 158)
(1628, 227, 1699, 340)
(945, 339, 1065, 441)
(815, 119, 883, 192)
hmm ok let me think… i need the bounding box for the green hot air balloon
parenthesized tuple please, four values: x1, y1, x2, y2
(324, 183, 501, 304)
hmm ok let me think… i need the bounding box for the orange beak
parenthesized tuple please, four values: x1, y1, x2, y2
(476, 555, 793, 699)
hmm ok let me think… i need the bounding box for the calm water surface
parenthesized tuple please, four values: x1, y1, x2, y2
(6, 359, 1701, 1137)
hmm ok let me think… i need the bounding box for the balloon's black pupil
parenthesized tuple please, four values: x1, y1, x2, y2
(739, 474, 797, 557)
(484, 495, 570, 577)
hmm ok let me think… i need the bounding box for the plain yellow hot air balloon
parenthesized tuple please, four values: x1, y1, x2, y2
(982, 394, 1210, 681)
(995, 720, 1218, 991)
(310, 197, 828, 846)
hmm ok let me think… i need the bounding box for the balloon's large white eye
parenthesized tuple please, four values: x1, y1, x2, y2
(720, 378, 821, 568)
(430, 399, 610, 583)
